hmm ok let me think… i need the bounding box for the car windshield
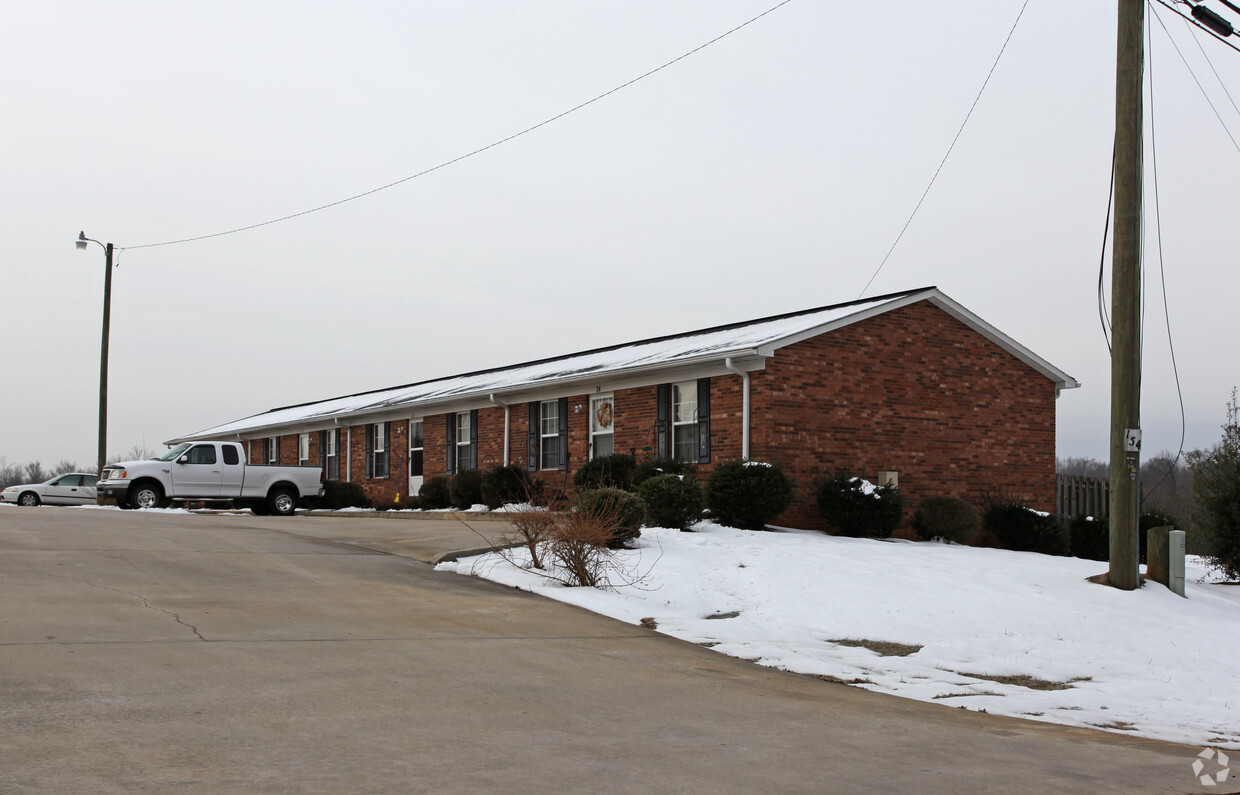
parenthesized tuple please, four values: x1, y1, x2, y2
(155, 443, 193, 462)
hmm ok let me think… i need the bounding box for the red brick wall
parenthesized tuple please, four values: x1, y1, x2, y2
(755, 302, 1058, 530)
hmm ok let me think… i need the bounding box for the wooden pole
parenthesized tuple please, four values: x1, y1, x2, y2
(1108, 0, 1144, 590)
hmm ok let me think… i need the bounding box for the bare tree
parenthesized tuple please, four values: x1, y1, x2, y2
(1056, 456, 1109, 479)
(23, 461, 48, 483)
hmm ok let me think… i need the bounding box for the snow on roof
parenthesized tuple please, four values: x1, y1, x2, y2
(169, 287, 1077, 442)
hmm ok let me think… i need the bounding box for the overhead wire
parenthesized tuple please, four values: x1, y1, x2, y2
(121, 0, 795, 251)
(1142, 0, 1189, 505)
(857, 0, 1031, 299)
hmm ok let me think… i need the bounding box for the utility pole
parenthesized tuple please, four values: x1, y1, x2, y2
(1108, 0, 1144, 590)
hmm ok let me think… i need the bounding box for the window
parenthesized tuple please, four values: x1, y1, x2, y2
(657, 379, 711, 463)
(528, 398, 568, 471)
(457, 412, 472, 472)
(672, 382, 698, 462)
(540, 400, 561, 469)
(590, 395, 614, 459)
(222, 445, 239, 466)
(322, 429, 340, 481)
(366, 422, 389, 479)
(410, 420, 424, 478)
(298, 433, 310, 466)
(447, 411, 478, 474)
(265, 437, 279, 465)
(187, 444, 217, 465)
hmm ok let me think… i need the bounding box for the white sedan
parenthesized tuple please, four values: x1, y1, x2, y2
(2, 473, 99, 506)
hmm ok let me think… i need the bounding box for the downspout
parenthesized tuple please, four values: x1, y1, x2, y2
(489, 394, 511, 466)
(724, 357, 750, 460)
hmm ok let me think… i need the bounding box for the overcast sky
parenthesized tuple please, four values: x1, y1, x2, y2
(4, 1, 1238, 470)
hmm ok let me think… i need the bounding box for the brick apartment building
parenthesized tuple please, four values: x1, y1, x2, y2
(167, 287, 1078, 529)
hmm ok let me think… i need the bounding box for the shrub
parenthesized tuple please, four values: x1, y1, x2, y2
(637, 473, 704, 531)
(311, 480, 371, 510)
(706, 460, 795, 530)
(1068, 516, 1109, 561)
(449, 469, 485, 510)
(1069, 511, 1173, 563)
(911, 496, 981, 544)
(575, 487, 646, 548)
(982, 497, 1069, 556)
(632, 457, 698, 489)
(815, 470, 903, 538)
(481, 465, 540, 509)
(418, 476, 451, 509)
(573, 454, 638, 492)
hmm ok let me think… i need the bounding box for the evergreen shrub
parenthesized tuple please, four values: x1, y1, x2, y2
(573, 453, 638, 492)
(449, 469, 485, 510)
(632, 457, 698, 489)
(312, 480, 372, 510)
(481, 465, 540, 509)
(815, 470, 904, 538)
(576, 487, 646, 548)
(637, 473, 704, 531)
(911, 496, 981, 544)
(706, 460, 795, 530)
(982, 497, 1069, 556)
(418, 476, 451, 509)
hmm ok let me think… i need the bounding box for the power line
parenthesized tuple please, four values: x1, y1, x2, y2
(121, 1, 794, 251)
(857, 0, 1031, 299)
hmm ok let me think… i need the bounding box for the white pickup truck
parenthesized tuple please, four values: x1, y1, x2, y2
(98, 441, 325, 515)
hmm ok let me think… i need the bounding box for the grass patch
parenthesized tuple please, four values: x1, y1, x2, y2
(955, 672, 1091, 691)
(1091, 721, 1137, 731)
(933, 691, 1002, 699)
(806, 673, 874, 686)
(639, 617, 658, 630)
(705, 610, 741, 620)
(830, 638, 922, 657)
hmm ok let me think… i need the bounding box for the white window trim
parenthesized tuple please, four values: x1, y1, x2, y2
(540, 399, 560, 470)
(672, 381, 698, 462)
(298, 433, 310, 465)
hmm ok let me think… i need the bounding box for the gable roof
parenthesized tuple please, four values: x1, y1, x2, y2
(167, 287, 1078, 443)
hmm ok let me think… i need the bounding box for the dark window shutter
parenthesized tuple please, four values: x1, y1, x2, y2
(557, 397, 569, 471)
(319, 430, 326, 467)
(365, 424, 374, 479)
(469, 410, 479, 470)
(656, 383, 671, 459)
(697, 378, 711, 464)
(527, 403, 539, 471)
(445, 413, 456, 475)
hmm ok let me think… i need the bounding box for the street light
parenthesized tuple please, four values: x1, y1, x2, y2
(76, 232, 114, 492)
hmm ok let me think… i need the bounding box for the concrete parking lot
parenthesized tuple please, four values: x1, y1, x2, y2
(0, 508, 1210, 793)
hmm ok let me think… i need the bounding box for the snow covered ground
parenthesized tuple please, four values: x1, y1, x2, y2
(437, 521, 1240, 750)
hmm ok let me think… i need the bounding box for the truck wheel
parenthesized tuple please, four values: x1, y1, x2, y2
(250, 500, 271, 516)
(18, 492, 40, 507)
(117, 496, 135, 510)
(130, 483, 164, 510)
(268, 488, 297, 516)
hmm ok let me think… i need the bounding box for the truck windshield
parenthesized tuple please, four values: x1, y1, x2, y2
(155, 444, 193, 462)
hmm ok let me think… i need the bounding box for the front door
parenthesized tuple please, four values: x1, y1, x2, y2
(590, 395, 615, 459)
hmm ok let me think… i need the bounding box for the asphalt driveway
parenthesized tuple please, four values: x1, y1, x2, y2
(0, 508, 1213, 793)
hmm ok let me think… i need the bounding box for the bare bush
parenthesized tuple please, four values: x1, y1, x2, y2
(503, 506, 558, 570)
(543, 508, 617, 588)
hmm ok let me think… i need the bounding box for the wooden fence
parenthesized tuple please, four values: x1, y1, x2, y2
(1056, 474, 1109, 520)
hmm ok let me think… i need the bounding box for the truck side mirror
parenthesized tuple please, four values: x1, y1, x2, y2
(177, 456, 189, 464)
